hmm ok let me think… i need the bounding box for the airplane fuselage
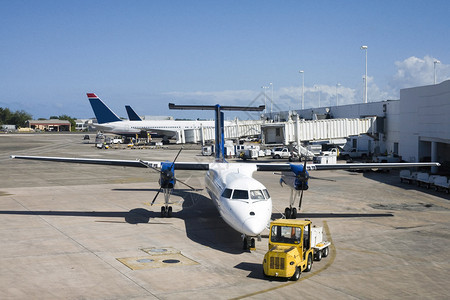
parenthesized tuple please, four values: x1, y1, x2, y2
(93, 120, 218, 137)
(205, 163, 272, 237)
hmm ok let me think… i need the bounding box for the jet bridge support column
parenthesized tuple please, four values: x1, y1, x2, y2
(168, 102, 265, 163)
(215, 105, 225, 162)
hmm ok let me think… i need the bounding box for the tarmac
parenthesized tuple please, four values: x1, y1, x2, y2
(0, 133, 449, 299)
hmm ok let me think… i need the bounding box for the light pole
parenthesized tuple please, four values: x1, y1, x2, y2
(336, 83, 341, 106)
(261, 86, 269, 113)
(361, 45, 368, 103)
(299, 70, 304, 110)
(434, 60, 441, 84)
(269, 82, 273, 114)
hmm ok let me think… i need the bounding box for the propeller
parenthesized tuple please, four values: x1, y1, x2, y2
(139, 147, 197, 206)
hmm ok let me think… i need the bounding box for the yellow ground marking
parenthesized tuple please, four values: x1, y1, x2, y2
(232, 220, 336, 300)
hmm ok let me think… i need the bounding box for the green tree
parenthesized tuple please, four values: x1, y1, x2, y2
(0, 107, 32, 127)
(0, 107, 11, 125)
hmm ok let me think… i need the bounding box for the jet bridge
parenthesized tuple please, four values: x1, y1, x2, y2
(263, 116, 377, 145)
(180, 116, 377, 146)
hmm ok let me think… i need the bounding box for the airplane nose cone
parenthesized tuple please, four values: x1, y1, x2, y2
(242, 217, 266, 236)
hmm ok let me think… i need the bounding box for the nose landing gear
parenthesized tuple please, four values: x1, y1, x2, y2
(242, 235, 256, 251)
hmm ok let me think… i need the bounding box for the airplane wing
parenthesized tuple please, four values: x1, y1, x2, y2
(10, 155, 210, 170)
(11, 155, 438, 171)
(254, 162, 440, 172)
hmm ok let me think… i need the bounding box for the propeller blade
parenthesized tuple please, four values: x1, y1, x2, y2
(299, 184, 304, 209)
(302, 159, 307, 174)
(176, 178, 197, 190)
(170, 147, 184, 169)
(151, 188, 162, 206)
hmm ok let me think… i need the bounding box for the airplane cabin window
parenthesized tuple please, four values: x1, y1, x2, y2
(222, 188, 232, 198)
(250, 190, 265, 200)
(232, 189, 248, 199)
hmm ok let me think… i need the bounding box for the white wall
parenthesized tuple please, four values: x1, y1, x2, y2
(399, 80, 450, 162)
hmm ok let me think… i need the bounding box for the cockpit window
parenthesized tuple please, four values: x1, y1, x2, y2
(263, 189, 270, 199)
(222, 188, 232, 198)
(250, 190, 265, 200)
(232, 189, 248, 199)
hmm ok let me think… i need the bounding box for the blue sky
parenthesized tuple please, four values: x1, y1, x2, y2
(1, 0, 449, 120)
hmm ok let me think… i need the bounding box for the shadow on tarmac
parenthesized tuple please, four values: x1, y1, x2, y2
(114, 188, 244, 254)
(234, 262, 266, 280)
(0, 208, 164, 225)
(0, 188, 244, 254)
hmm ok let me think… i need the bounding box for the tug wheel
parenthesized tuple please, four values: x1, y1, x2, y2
(305, 253, 313, 272)
(323, 247, 329, 257)
(291, 267, 301, 281)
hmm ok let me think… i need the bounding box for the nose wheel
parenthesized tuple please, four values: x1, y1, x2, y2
(242, 236, 256, 251)
(161, 205, 172, 217)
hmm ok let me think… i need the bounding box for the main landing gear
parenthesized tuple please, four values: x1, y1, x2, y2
(284, 189, 301, 219)
(161, 205, 173, 217)
(160, 188, 173, 218)
(284, 206, 297, 219)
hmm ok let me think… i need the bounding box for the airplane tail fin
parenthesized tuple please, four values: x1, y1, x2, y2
(125, 105, 142, 121)
(87, 93, 122, 124)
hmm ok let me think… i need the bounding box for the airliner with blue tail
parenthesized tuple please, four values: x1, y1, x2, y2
(88, 93, 216, 142)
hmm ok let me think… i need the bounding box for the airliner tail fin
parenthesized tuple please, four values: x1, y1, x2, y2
(87, 93, 122, 124)
(125, 105, 142, 121)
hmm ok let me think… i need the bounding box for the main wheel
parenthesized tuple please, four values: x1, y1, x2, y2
(250, 238, 255, 249)
(315, 249, 322, 261)
(322, 247, 329, 257)
(291, 208, 297, 219)
(290, 267, 301, 281)
(305, 253, 313, 272)
(285, 207, 291, 219)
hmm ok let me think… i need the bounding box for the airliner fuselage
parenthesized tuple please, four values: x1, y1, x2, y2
(93, 120, 217, 137)
(205, 163, 272, 237)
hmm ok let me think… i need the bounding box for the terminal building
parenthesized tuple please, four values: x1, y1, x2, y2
(267, 80, 449, 168)
(175, 80, 448, 171)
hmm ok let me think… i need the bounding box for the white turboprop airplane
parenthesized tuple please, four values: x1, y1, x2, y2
(87, 93, 217, 142)
(11, 102, 440, 250)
